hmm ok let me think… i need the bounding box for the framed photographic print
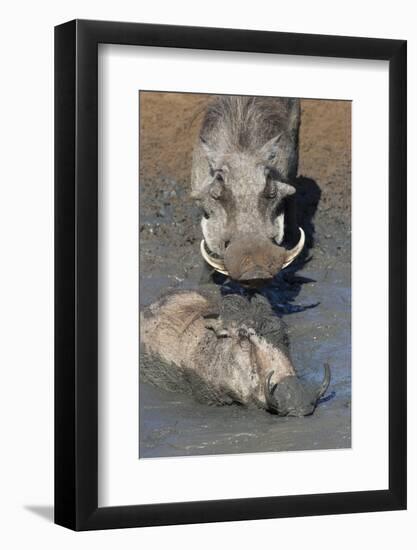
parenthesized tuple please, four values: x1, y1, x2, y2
(55, 19, 407, 530)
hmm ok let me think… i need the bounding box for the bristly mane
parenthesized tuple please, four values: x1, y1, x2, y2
(200, 95, 300, 154)
(217, 293, 290, 352)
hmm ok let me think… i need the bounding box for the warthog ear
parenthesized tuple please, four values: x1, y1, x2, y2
(259, 133, 284, 163)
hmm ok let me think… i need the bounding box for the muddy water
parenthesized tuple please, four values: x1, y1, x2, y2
(139, 217, 351, 458)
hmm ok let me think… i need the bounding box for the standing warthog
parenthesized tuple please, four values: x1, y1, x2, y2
(140, 289, 330, 416)
(191, 95, 304, 285)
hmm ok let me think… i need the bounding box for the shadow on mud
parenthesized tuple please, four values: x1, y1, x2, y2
(212, 175, 322, 316)
(295, 175, 322, 253)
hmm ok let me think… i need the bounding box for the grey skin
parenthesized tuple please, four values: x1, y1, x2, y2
(191, 95, 301, 284)
(140, 288, 330, 417)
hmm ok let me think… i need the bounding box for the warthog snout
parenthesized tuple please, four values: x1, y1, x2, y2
(264, 364, 331, 417)
(200, 227, 305, 285)
(223, 235, 286, 282)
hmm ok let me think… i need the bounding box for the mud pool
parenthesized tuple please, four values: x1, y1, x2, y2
(139, 214, 351, 458)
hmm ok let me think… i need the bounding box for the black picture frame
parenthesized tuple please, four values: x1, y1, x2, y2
(55, 19, 407, 531)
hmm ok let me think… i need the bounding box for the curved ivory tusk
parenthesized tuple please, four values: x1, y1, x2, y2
(282, 227, 305, 269)
(316, 363, 331, 400)
(264, 370, 279, 413)
(200, 240, 229, 275)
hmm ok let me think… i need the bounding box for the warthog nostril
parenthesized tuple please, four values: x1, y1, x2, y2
(224, 240, 231, 249)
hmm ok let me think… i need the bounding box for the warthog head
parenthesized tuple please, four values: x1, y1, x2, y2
(192, 96, 302, 286)
(202, 293, 331, 416)
(216, 324, 330, 417)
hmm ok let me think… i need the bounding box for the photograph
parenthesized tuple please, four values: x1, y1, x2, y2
(139, 91, 352, 458)
(0, 0, 410, 543)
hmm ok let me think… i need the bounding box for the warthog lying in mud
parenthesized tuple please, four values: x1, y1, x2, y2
(140, 290, 330, 416)
(191, 95, 304, 285)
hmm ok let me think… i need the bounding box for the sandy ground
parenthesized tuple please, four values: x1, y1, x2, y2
(139, 92, 351, 458)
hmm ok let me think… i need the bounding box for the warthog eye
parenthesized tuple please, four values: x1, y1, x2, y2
(215, 172, 224, 184)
